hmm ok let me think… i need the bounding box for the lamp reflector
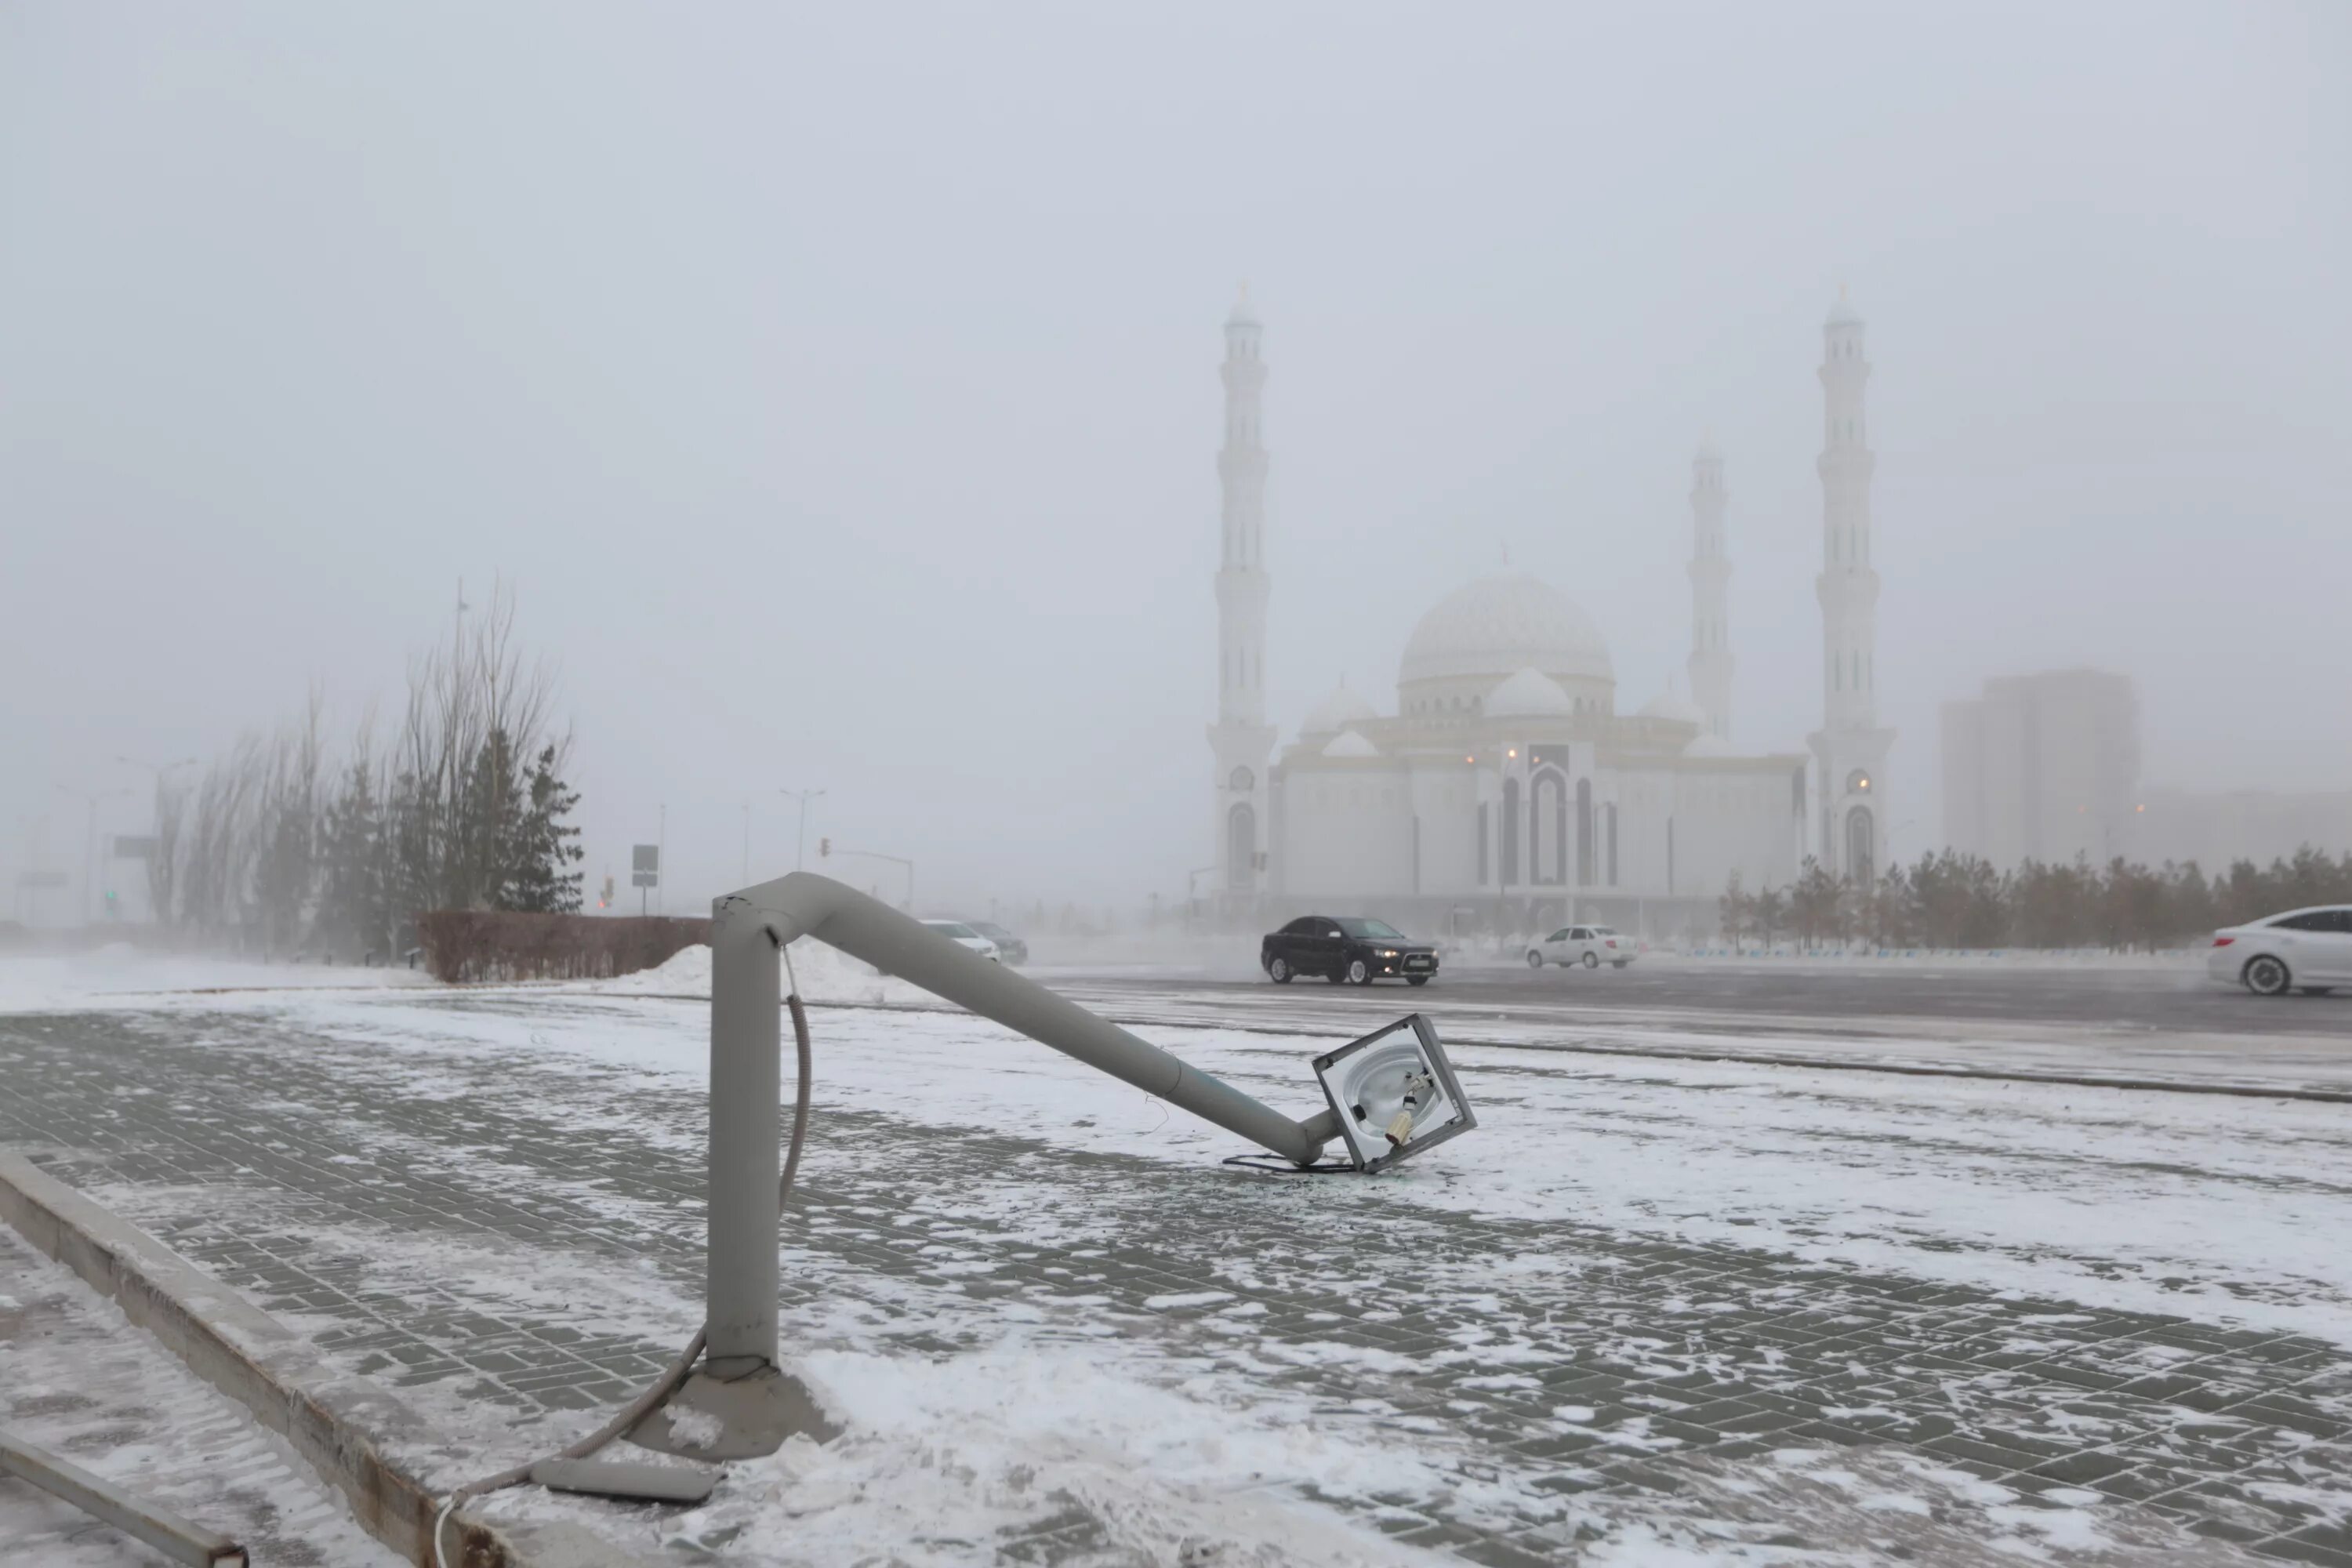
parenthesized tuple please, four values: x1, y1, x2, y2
(1312, 1014, 1477, 1173)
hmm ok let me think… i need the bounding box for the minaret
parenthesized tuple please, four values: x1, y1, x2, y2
(1807, 289, 1895, 883)
(1686, 437, 1732, 740)
(1207, 287, 1275, 902)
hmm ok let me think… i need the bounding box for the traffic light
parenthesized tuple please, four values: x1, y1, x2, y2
(819, 837, 831, 858)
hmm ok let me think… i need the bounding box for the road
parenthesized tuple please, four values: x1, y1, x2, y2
(1044, 957, 2352, 1038)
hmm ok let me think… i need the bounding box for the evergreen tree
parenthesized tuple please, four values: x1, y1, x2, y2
(503, 744, 585, 913)
(316, 758, 384, 959)
(1864, 864, 1911, 949)
(1789, 858, 1843, 950)
(1753, 883, 1788, 949)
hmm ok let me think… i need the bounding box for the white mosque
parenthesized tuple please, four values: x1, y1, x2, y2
(1205, 290, 1893, 936)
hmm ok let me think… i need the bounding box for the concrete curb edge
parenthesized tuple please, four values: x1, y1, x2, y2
(0, 1149, 653, 1567)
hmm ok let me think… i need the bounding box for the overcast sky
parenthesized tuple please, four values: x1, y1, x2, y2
(3, 2, 2346, 917)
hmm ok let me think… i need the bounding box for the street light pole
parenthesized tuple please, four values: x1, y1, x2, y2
(56, 785, 131, 927)
(778, 789, 826, 872)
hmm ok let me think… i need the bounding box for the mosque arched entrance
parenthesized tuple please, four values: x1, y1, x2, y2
(1845, 805, 1875, 887)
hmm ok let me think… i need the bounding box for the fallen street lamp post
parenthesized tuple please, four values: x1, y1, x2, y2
(631, 872, 1477, 1461)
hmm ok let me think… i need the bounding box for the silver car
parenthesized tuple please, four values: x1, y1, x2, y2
(2207, 906, 2352, 996)
(1527, 924, 1634, 970)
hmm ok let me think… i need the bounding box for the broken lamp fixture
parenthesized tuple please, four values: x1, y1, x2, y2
(1311, 1013, 1476, 1173)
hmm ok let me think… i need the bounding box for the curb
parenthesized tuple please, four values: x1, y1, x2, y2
(0, 1151, 657, 1568)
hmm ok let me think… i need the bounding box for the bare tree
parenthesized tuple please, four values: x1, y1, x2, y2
(249, 690, 325, 956)
(180, 735, 265, 942)
(168, 580, 587, 958)
(387, 579, 570, 916)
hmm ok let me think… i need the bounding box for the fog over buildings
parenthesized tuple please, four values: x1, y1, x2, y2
(3, 3, 2347, 922)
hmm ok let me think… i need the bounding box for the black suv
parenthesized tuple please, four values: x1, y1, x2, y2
(1261, 916, 1439, 986)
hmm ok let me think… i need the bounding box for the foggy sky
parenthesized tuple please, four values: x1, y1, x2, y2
(4, 2, 2347, 918)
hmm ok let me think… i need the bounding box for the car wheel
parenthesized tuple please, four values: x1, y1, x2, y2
(2243, 954, 2292, 996)
(1526, 949, 1545, 968)
(1406, 975, 1431, 987)
(1582, 951, 1600, 969)
(1347, 957, 1372, 985)
(1269, 956, 1292, 984)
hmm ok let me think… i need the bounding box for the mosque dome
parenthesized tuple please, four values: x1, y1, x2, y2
(1302, 679, 1378, 735)
(1637, 688, 1708, 727)
(1321, 729, 1380, 759)
(1398, 575, 1613, 693)
(1825, 289, 1862, 328)
(1486, 666, 1575, 719)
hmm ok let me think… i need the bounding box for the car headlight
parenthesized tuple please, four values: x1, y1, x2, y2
(1377, 949, 1399, 958)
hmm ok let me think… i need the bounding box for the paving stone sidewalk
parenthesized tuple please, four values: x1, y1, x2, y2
(2, 1000, 2349, 1565)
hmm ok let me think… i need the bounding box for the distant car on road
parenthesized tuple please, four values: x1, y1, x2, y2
(1261, 915, 1439, 986)
(920, 920, 1001, 962)
(1528, 924, 1635, 970)
(2209, 906, 2352, 996)
(966, 920, 1029, 965)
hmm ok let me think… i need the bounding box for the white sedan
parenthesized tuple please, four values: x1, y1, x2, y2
(1527, 924, 1635, 970)
(920, 920, 1001, 962)
(2208, 906, 2352, 996)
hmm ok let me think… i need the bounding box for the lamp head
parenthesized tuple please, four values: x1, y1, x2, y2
(1312, 1014, 1477, 1174)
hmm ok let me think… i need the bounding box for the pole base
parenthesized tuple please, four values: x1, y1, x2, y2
(626, 1363, 837, 1461)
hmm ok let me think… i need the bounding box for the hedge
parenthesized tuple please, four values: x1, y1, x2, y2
(414, 910, 712, 984)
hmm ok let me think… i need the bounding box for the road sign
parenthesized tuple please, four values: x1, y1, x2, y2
(111, 835, 159, 860)
(631, 844, 659, 888)
(16, 871, 68, 890)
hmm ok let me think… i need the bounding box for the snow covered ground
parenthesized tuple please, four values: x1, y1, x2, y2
(4, 949, 2350, 1563)
(0, 946, 434, 1015)
(242, 985, 2352, 1352)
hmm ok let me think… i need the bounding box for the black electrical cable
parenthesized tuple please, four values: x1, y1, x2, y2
(432, 967, 815, 1568)
(1220, 1152, 1356, 1176)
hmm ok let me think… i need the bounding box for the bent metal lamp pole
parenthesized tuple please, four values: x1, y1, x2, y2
(637, 872, 1350, 1460)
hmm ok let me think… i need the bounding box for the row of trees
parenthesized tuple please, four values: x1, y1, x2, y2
(147, 588, 585, 960)
(1721, 848, 2352, 953)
